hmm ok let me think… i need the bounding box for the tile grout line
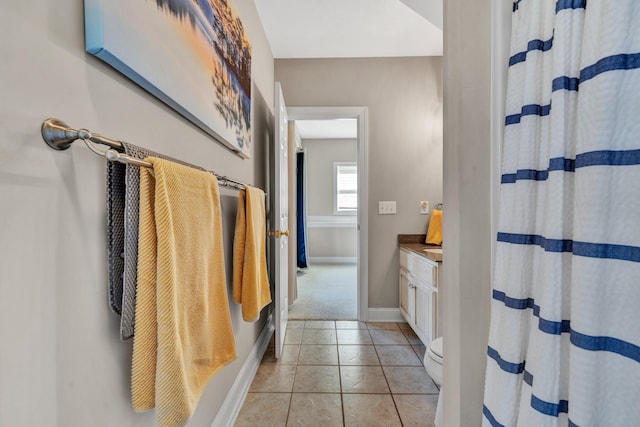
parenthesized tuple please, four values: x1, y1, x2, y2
(284, 363, 299, 425)
(375, 338, 407, 426)
(246, 320, 434, 426)
(338, 343, 345, 427)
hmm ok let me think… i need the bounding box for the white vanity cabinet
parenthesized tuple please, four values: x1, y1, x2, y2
(399, 247, 440, 346)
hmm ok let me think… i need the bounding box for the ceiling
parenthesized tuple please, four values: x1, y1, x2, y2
(253, 0, 442, 139)
(253, 0, 443, 59)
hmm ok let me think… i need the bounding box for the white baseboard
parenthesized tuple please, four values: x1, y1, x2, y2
(210, 315, 275, 427)
(308, 257, 357, 264)
(367, 308, 404, 322)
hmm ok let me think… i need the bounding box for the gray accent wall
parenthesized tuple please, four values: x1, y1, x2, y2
(0, 1, 274, 426)
(276, 57, 443, 308)
(303, 138, 358, 259)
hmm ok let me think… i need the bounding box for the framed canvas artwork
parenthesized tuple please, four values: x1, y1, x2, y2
(85, 0, 252, 158)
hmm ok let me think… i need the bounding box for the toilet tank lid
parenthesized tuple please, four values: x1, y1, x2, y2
(430, 337, 443, 358)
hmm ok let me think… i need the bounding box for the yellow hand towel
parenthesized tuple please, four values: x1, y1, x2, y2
(131, 158, 237, 427)
(426, 208, 443, 245)
(232, 185, 272, 322)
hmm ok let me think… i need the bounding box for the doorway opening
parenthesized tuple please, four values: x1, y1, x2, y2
(286, 107, 369, 321)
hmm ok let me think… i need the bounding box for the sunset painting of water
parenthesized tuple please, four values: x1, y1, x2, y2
(85, 0, 252, 157)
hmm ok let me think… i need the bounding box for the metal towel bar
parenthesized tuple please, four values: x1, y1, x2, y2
(41, 118, 251, 191)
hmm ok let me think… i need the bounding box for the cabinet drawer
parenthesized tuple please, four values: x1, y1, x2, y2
(407, 255, 436, 288)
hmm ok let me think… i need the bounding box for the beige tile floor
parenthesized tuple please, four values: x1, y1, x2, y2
(235, 320, 439, 426)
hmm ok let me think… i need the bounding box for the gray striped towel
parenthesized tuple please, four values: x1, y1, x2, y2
(121, 143, 163, 341)
(106, 162, 126, 316)
(107, 142, 204, 340)
(107, 142, 161, 340)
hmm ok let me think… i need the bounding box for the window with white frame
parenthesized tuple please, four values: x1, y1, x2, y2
(334, 162, 357, 214)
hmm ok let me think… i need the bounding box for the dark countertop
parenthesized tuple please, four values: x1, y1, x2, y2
(398, 234, 442, 263)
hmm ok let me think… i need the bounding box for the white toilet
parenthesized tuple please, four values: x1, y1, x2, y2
(425, 336, 444, 427)
(425, 336, 443, 386)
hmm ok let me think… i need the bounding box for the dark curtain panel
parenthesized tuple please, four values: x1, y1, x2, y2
(296, 151, 308, 268)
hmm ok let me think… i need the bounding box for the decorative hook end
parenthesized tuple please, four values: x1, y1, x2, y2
(105, 149, 120, 162)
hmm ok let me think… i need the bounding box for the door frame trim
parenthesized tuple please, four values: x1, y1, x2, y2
(287, 106, 369, 321)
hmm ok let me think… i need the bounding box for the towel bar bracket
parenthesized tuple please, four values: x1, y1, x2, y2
(41, 118, 80, 151)
(42, 118, 124, 151)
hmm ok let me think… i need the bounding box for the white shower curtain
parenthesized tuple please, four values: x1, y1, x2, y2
(483, 1, 640, 426)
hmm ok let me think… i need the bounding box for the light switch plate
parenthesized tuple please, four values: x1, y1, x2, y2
(379, 201, 396, 215)
(420, 200, 429, 214)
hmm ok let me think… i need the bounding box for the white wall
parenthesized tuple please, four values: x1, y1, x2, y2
(0, 2, 274, 426)
(303, 138, 357, 259)
(276, 57, 443, 309)
(441, 0, 511, 425)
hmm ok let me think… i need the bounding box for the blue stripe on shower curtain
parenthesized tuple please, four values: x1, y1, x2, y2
(512, 0, 587, 16)
(496, 233, 640, 262)
(551, 75, 579, 91)
(296, 151, 308, 269)
(531, 395, 569, 416)
(487, 346, 526, 374)
(483, 1, 640, 426)
(501, 149, 640, 183)
(509, 36, 554, 66)
(513, 0, 522, 12)
(555, 0, 586, 12)
(505, 103, 551, 125)
(570, 331, 640, 362)
(491, 289, 640, 362)
(483, 405, 507, 427)
(526, 370, 570, 417)
(493, 290, 571, 334)
(580, 53, 640, 83)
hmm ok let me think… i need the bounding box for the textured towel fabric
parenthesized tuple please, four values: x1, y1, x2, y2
(119, 142, 197, 341)
(131, 158, 237, 427)
(120, 143, 163, 341)
(105, 140, 161, 339)
(106, 161, 126, 315)
(483, 1, 640, 426)
(232, 185, 271, 322)
(425, 209, 443, 245)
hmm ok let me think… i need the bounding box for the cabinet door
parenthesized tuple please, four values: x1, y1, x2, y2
(399, 267, 412, 323)
(413, 280, 437, 345)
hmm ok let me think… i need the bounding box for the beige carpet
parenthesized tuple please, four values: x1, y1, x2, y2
(289, 263, 357, 320)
